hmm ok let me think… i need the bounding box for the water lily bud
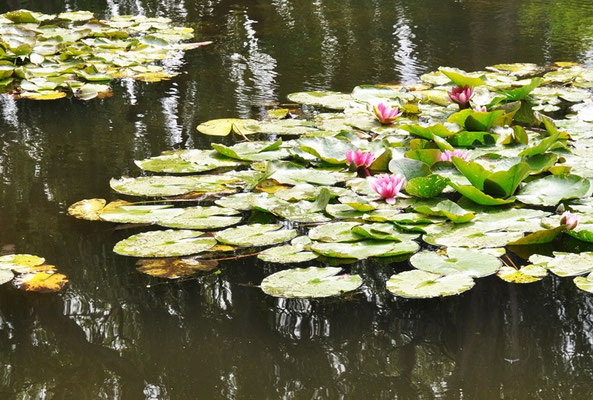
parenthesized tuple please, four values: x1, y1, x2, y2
(560, 211, 578, 230)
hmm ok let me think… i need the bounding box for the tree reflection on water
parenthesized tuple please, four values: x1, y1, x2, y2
(1, 0, 593, 398)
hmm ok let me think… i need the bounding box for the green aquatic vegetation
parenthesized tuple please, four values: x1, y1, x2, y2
(70, 62, 593, 298)
(0, 10, 210, 100)
(261, 267, 362, 298)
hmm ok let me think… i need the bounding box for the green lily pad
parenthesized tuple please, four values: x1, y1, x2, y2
(287, 91, 354, 110)
(268, 161, 354, 186)
(136, 150, 242, 173)
(439, 68, 486, 87)
(156, 206, 242, 229)
(110, 176, 239, 197)
(0, 254, 46, 274)
(516, 175, 591, 206)
(308, 222, 363, 243)
(410, 248, 501, 278)
(196, 118, 258, 136)
(99, 204, 184, 224)
(448, 183, 515, 206)
(423, 229, 523, 249)
(387, 270, 475, 298)
(297, 136, 353, 164)
(114, 230, 217, 257)
(405, 175, 448, 199)
(261, 267, 362, 298)
(351, 223, 420, 242)
(212, 140, 288, 161)
(539, 252, 593, 277)
(574, 272, 593, 294)
(311, 240, 419, 259)
(257, 240, 318, 264)
(215, 224, 297, 247)
(413, 200, 475, 223)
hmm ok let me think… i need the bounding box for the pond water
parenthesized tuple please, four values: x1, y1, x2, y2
(1, 0, 593, 398)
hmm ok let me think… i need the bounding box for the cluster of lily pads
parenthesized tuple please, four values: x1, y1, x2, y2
(0, 9, 210, 100)
(0, 254, 68, 292)
(69, 62, 593, 299)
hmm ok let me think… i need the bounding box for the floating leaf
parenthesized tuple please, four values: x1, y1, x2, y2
(297, 137, 352, 164)
(497, 265, 547, 283)
(538, 252, 593, 277)
(517, 175, 591, 206)
(257, 241, 318, 264)
(110, 176, 239, 197)
(387, 270, 475, 298)
(574, 272, 593, 294)
(156, 206, 241, 230)
(311, 240, 419, 259)
(351, 223, 419, 242)
(13, 269, 68, 293)
(287, 91, 354, 110)
(99, 204, 183, 224)
(308, 222, 363, 243)
(196, 118, 258, 136)
(439, 68, 486, 87)
(0, 254, 46, 273)
(215, 224, 297, 247)
(114, 230, 217, 257)
(413, 200, 475, 223)
(410, 248, 501, 278)
(261, 267, 362, 298)
(507, 226, 566, 245)
(67, 198, 107, 221)
(405, 175, 448, 199)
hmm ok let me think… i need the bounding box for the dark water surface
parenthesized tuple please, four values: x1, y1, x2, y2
(1, 0, 593, 398)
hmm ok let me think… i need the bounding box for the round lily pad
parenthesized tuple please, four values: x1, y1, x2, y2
(0, 254, 46, 273)
(257, 244, 318, 264)
(311, 240, 419, 259)
(410, 248, 501, 278)
(261, 267, 362, 298)
(387, 270, 475, 298)
(114, 230, 217, 257)
(99, 204, 183, 224)
(308, 222, 362, 243)
(574, 272, 593, 294)
(110, 176, 238, 197)
(215, 224, 297, 247)
(67, 198, 107, 221)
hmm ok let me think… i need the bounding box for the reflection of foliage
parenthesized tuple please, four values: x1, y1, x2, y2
(518, 0, 593, 57)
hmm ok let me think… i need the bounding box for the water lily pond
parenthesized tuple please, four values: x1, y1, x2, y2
(4, 0, 593, 398)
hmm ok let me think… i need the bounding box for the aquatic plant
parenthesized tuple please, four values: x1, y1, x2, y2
(346, 150, 375, 167)
(448, 85, 474, 108)
(68, 62, 593, 298)
(561, 212, 579, 230)
(373, 103, 402, 124)
(0, 254, 68, 292)
(439, 150, 470, 162)
(0, 9, 210, 100)
(368, 174, 406, 204)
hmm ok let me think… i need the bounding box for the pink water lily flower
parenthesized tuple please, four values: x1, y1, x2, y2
(474, 105, 487, 112)
(560, 211, 579, 230)
(448, 85, 474, 107)
(373, 103, 402, 125)
(440, 149, 471, 162)
(346, 150, 375, 167)
(368, 174, 406, 204)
